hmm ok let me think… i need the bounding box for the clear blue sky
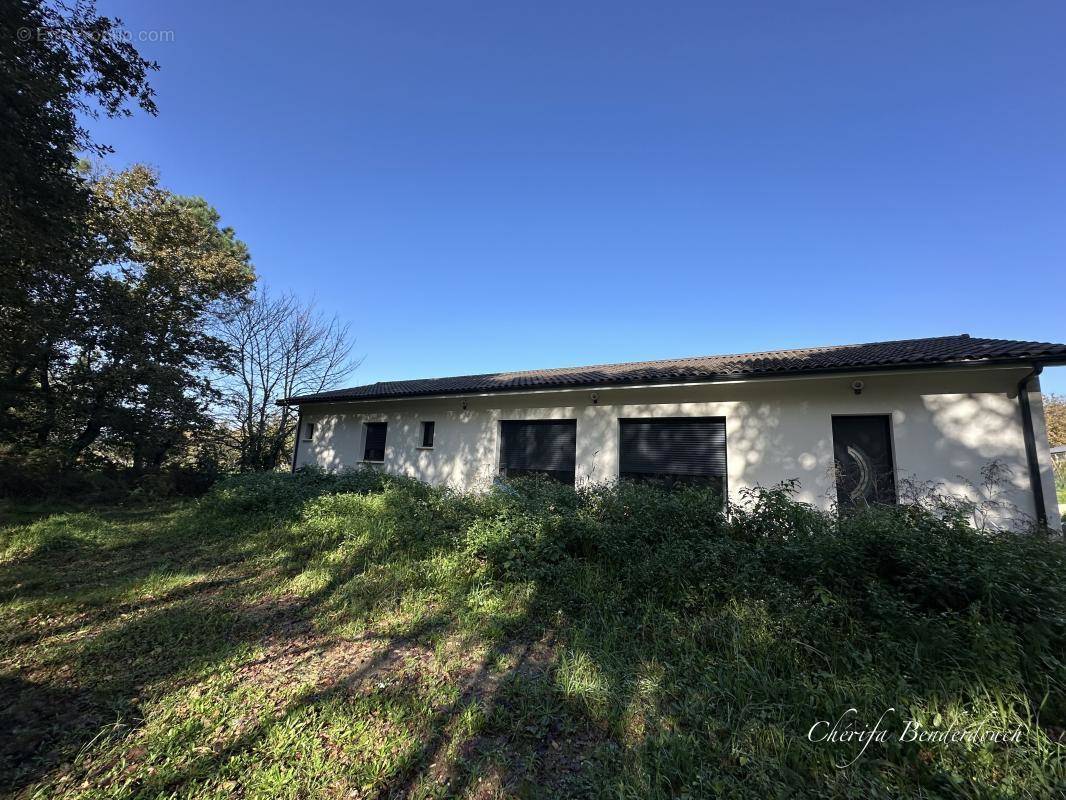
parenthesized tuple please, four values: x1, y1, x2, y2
(90, 1, 1065, 393)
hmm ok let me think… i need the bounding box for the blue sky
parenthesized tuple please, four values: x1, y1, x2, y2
(90, 1, 1065, 394)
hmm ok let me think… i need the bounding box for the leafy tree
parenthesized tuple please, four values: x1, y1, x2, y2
(66, 166, 255, 471)
(216, 288, 358, 472)
(1, 163, 254, 483)
(1045, 393, 1066, 448)
(0, 0, 156, 448)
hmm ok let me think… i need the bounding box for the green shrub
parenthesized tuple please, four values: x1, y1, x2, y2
(0, 448, 221, 502)
(195, 472, 1066, 624)
(191, 471, 1066, 731)
(193, 466, 396, 525)
(10, 471, 1065, 797)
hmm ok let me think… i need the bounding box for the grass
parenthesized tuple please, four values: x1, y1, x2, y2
(1, 471, 1064, 799)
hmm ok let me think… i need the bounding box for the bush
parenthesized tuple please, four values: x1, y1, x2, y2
(192, 471, 1066, 731)
(196, 473, 1066, 631)
(12, 470, 1063, 796)
(0, 449, 222, 502)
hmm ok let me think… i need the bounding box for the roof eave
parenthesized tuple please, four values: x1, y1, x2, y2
(277, 355, 1066, 407)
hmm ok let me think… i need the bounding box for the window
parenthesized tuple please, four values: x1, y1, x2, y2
(363, 422, 387, 462)
(499, 420, 577, 485)
(302, 422, 315, 441)
(831, 415, 896, 507)
(420, 421, 435, 448)
(619, 417, 727, 497)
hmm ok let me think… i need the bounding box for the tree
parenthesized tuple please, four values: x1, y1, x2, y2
(1045, 393, 1066, 448)
(70, 166, 255, 471)
(1, 0, 156, 449)
(216, 288, 358, 472)
(2, 164, 254, 479)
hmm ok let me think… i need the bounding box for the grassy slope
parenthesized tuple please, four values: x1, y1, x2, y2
(1, 477, 1064, 799)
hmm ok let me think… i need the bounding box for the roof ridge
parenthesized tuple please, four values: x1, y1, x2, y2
(411, 332, 984, 381)
(365, 334, 980, 386)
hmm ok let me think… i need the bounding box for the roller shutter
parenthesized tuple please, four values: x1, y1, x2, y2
(619, 417, 727, 490)
(363, 422, 387, 462)
(499, 420, 577, 485)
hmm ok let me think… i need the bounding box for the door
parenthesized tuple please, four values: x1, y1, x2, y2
(832, 415, 896, 507)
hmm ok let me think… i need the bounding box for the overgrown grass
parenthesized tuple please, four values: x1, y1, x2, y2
(1, 471, 1064, 799)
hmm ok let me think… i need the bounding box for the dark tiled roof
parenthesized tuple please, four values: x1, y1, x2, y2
(281, 335, 1066, 405)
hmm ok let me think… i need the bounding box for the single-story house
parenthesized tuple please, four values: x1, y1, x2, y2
(281, 334, 1066, 529)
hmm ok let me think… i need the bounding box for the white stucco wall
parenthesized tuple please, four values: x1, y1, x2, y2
(293, 366, 1060, 529)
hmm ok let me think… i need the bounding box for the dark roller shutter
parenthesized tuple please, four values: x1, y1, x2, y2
(619, 418, 727, 477)
(363, 422, 387, 462)
(500, 420, 576, 484)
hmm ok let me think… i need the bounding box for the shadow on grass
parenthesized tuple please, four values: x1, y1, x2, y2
(0, 489, 331, 792)
(1, 473, 1064, 798)
(0, 476, 510, 794)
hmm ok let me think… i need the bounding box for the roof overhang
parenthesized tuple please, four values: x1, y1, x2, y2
(278, 357, 1066, 407)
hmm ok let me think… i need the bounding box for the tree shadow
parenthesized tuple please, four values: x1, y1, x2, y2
(1, 474, 528, 794)
(0, 674, 90, 790)
(0, 481, 387, 793)
(3, 475, 1062, 797)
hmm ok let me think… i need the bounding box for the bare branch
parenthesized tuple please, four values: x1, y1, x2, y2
(213, 287, 359, 471)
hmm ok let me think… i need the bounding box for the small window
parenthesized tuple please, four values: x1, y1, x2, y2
(420, 421, 435, 448)
(363, 422, 387, 462)
(302, 422, 315, 442)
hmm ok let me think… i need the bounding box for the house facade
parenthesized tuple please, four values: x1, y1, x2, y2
(282, 335, 1065, 529)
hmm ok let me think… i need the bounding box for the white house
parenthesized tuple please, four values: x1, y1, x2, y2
(282, 334, 1065, 529)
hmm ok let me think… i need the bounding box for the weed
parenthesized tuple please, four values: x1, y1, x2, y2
(1, 472, 1064, 798)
